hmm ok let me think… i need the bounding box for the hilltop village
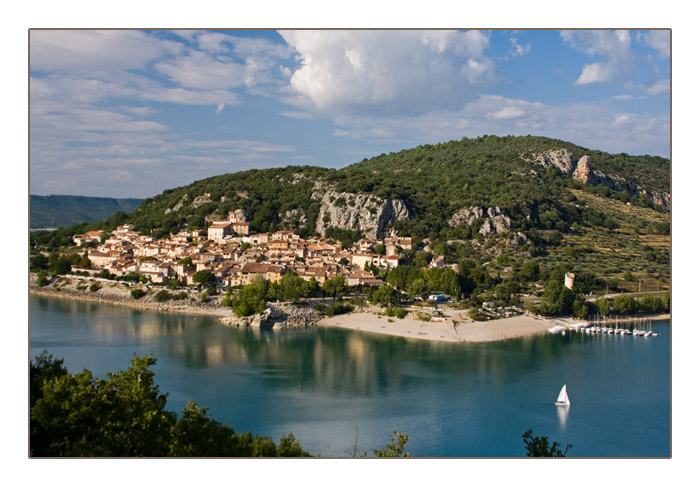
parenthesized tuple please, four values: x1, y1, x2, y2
(73, 211, 416, 291)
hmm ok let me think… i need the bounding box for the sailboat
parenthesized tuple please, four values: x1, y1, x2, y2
(555, 384, 570, 407)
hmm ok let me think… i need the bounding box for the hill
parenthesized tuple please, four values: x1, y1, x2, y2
(30, 195, 144, 229)
(31, 135, 670, 293)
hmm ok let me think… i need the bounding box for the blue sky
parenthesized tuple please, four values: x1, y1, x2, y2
(29, 28, 670, 198)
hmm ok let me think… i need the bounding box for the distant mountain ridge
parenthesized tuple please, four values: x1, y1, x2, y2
(30, 194, 144, 229)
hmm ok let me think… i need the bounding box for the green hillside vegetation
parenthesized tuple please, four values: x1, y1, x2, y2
(30, 135, 670, 309)
(30, 195, 143, 229)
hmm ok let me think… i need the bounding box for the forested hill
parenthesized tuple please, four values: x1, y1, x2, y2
(40, 135, 670, 243)
(30, 195, 144, 229)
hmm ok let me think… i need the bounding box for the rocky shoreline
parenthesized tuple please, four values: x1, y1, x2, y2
(29, 274, 321, 328)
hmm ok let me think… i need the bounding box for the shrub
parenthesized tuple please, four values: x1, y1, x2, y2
(36, 271, 50, 287)
(89, 282, 101, 292)
(384, 307, 408, 319)
(326, 302, 354, 316)
(414, 312, 432, 322)
(155, 290, 172, 302)
(131, 288, 146, 300)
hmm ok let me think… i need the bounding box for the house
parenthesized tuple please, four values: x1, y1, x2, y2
(87, 249, 115, 268)
(384, 255, 400, 269)
(268, 239, 289, 250)
(207, 222, 232, 242)
(240, 262, 285, 285)
(231, 222, 251, 235)
(351, 253, 383, 270)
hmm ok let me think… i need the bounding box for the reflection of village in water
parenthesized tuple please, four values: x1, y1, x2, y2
(31, 295, 670, 457)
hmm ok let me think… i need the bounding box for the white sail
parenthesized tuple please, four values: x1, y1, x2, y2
(555, 384, 570, 406)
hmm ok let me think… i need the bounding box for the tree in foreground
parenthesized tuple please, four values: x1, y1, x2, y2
(373, 431, 412, 457)
(522, 428, 572, 457)
(30, 352, 310, 457)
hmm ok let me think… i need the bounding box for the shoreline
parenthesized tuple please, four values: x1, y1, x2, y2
(318, 309, 566, 343)
(29, 276, 671, 343)
(29, 281, 232, 319)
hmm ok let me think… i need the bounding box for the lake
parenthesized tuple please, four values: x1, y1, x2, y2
(29, 295, 670, 457)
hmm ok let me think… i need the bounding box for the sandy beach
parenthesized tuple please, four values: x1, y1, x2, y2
(317, 308, 557, 343)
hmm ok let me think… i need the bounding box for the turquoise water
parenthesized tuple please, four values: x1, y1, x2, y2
(29, 295, 670, 457)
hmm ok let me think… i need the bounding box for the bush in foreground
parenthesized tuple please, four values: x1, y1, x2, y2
(30, 352, 310, 457)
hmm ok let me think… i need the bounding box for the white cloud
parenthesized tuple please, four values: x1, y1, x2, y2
(490, 106, 526, 120)
(638, 30, 670, 57)
(330, 94, 669, 157)
(575, 62, 614, 85)
(279, 30, 495, 115)
(509, 36, 531, 58)
(561, 30, 634, 85)
(647, 79, 670, 95)
(279, 110, 316, 120)
(155, 50, 248, 90)
(216, 103, 225, 114)
(30, 30, 181, 73)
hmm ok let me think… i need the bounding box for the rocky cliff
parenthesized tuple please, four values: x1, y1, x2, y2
(448, 206, 512, 235)
(312, 183, 411, 239)
(525, 149, 670, 210)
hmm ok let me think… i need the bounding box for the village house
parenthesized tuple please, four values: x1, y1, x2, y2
(240, 262, 286, 285)
(87, 249, 116, 268)
(271, 230, 298, 242)
(207, 222, 232, 242)
(231, 222, 251, 235)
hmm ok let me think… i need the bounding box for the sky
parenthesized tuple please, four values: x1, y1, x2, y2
(29, 28, 671, 199)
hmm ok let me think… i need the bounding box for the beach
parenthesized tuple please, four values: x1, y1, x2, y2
(30, 274, 669, 343)
(317, 308, 557, 343)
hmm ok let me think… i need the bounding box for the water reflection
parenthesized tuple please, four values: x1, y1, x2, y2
(30, 296, 671, 457)
(557, 405, 570, 428)
(31, 296, 599, 397)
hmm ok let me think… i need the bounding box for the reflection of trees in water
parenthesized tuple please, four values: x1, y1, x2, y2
(37, 297, 582, 396)
(168, 326, 580, 397)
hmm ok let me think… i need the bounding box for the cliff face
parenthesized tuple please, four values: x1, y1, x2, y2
(526, 149, 670, 210)
(313, 183, 411, 239)
(448, 206, 512, 235)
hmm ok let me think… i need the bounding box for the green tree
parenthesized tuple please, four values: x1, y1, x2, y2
(30, 353, 310, 457)
(373, 431, 411, 457)
(597, 297, 611, 317)
(192, 270, 216, 286)
(232, 277, 270, 317)
(368, 285, 400, 306)
(30, 253, 49, 271)
(522, 429, 572, 457)
(273, 271, 305, 301)
(31, 354, 174, 456)
(613, 294, 637, 315)
(36, 270, 50, 287)
(321, 274, 348, 299)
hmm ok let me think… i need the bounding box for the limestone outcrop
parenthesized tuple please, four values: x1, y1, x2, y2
(220, 303, 321, 329)
(524, 149, 670, 211)
(312, 183, 410, 239)
(448, 206, 512, 235)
